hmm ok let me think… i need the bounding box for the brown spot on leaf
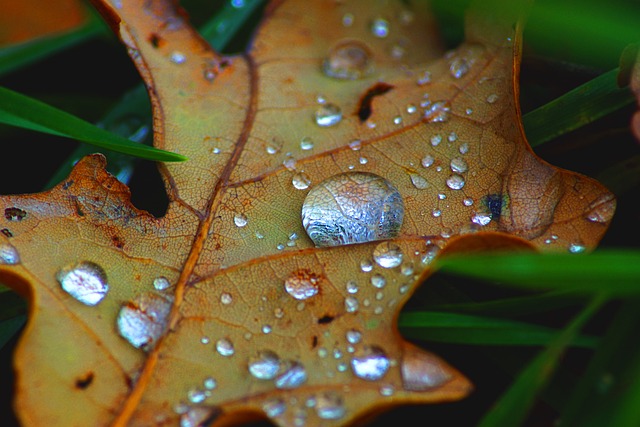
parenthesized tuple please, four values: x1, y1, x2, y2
(74, 371, 94, 390)
(4, 207, 26, 221)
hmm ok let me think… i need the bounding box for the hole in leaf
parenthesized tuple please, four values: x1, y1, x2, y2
(357, 82, 394, 122)
(128, 161, 168, 218)
(317, 314, 335, 324)
(74, 371, 94, 390)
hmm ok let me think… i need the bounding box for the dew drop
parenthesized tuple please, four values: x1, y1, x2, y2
(262, 324, 272, 334)
(292, 172, 311, 190)
(373, 242, 403, 268)
(416, 70, 431, 86)
(370, 18, 390, 38)
(393, 116, 403, 125)
(448, 132, 458, 142)
(116, 293, 172, 351)
(233, 213, 248, 228)
(342, 13, 354, 27)
(371, 274, 386, 288)
(266, 145, 278, 155)
(220, 292, 233, 305)
(180, 407, 217, 427)
(346, 280, 359, 294)
(401, 346, 452, 391)
(586, 195, 616, 224)
(449, 57, 470, 79)
(450, 157, 468, 173)
(284, 271, 320, 300)
(0, 242, 20, 265)
(486, 93, 499, 104)
(170, 51, 186, 64)
(203, 377, 217, 390)
(424, 101, 450, 123)
(275, 361, 307, 389)
(315, 392, 346, 420)
(345, 296, 359, 313)
(216, 338, 235, 357)
(421, 155, 434, 168)
(348, 139, 362, 151)
(432, 209, 441, 218)
(315, 103, 342, 127)
(459, 143, 469, 154)
(301, 172, 404, 247)
(263, 398, 286, 418)
(153, 276, 171, 291)
(359, 157, 368, 165)
(322, 41, 373, 80)
(57, 261, 109, 306)
(249, 350, 281, 380)
(300, 137, 314, 151)
(201, 336, 210, 345)
(351, 346, 390, 381)
(446, 174, 465, 190)
(463, 197, 474, 206)
(410, 173, 429, 190)
(568, 243, 586, 254)
(187, 388, 207, 404)
(360, 259, 373, 272)
(472, 213, 492, 226)
(407, 104, 417, 114)
(346, 329, 362, 344)
(430, 134, 442, 146)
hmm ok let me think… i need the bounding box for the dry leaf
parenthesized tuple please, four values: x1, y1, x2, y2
(0, 0, 615, 426)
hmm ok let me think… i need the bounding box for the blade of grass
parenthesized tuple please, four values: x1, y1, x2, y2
(399, 311, 598, 347)
(436, 251, 640, 294)
(477, 295, 606, 427)
(0, 315, 24, 350)
(0, 86, 186, 162)
(523, 68, 635, 147)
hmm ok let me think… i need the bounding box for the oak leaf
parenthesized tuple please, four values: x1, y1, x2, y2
(0, 0, 615, 426)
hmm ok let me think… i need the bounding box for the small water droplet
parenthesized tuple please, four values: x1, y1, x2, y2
(263, 398, 286, 418)
(201, 336, 210, 345)
(449, 57, 470, 79)
(170, 51, 186, 64)
(448, 132, 458, 143)
(430, 134, 442, 146)
(187, 388, 207, 404)
(116, 293, 172, 351)
(233, 213, 248, 228)
(284, 271, 320, 300)
(351, 346, 390, 381)
(459, 143, 469, 154)
(486, 93, 499, 104)
(300, 137, 314, 151)
(446, 174, 465, 190)
(401, 345, 452, 391)
(249, 350, 281, 380)
(421, 155, 434, 168)
(370, 274, 386, 288)
(393, 116, 403, 125)
(301, 172, 404, 247)
(432, 209, 441, 218)
(424, 101, 450, 123)
(407, 104, 417, 114)
(315, 103, 342, 127)
(0, 242, 20, 265)
(410, 174, 429, 189)
(57, 261, 109, 306)
(180, 407, 217, 427)
(463, 197, 474, 206)
(416, 70, 431, 86)
(275, 361, 307, 389)
(346, 280, 359, 294)
(466, 108, 473, 115)
(472, 213, 492, 226)
(323, 41, 373, 80)
(349, 139, 362, 151)
(449, 157, 468, 173)
(153, 276, 171, 291)
(346, 329, 362, 344)
(220, 292, 233, 305)
(216, 338, 235, 356)
(262, 324, 272, 334)
(292, 172, 311, 190)
(316, 392, 346, 420)
(345, 296, 359, 313)
(568, 243, 586, 254)
(266, 145, 278, 155)
(360, 259, 373, 272)
(203, 377, 217, 390)
(359, 157, 368, 165)
(438, 193, 446, 200)
(371, 17, 390, 38)
(373, 242, 403, 268)
(380, 385, 395, 396)
(342, 13, 354, 27)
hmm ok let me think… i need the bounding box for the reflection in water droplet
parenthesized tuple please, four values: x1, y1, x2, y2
(450, 157, 468, 173)
(371, 274, 386, 288)
(263, 398, 286, 418)
(284, 271, 320, 300)
(117, 293, 172, 351)
(249, 350, 281, 380)
(220, 292, 233, 305)
(410, 173, 429, 190)
(373, 242, 403, 268)
(424, 101, 450, 122)
(301, 172, 404, 247)
(351, 346, 390, 381)
(421, 155, 434, 168)
(153, 276, 171, 291)
(0, 242, 20, 265)
(346, 281, 359, 294)
(586, 195, 616, 224)
(323, 41, 373, 80)
(446, 174, 465, 190)
(345, 296, 359, 313)
(315, 103, 342, 127)
(370, 18, 389, 38)
(316, 392, 346, 420)
(216, 338, 235, 356)
(57, 261, 109, 306)
(292, 172, 311, 190)
(275, 361, 307, 389)
(233, 213, 248, 228)
(463, 197, 474, 206)
(346, 329, 362, 344)
(300, 137, 314, 151)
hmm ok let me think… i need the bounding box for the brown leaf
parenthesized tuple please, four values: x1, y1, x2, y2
(0, 0, 615, 426)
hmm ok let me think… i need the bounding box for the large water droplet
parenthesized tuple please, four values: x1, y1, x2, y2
(275, 361, 307, 389)
(446, 174, 465, 190)
(401, 344, 452, 391)
(449, 57, 470, 79)
(351, 346, 390, 381)
(116, 292, 172, 351)
(370, 18, 390, 38)
(315, 392, 346, 420)
(0, 242, 20, 265)
(292, 172, 311, 190)
(315, 103, 342, 127)
(57, 261, 109, 306)
(284, 270, 320, 300)
(216, 338, 235, 356)
(301, 172, 404, 247)
(248, 350, 281, 380)
(373, 242, 403, 268)
(450, 157, 468, 173)
(323, 41, 373, 80)
(233, 213, 248, 228)
(424, 101, 450, 123)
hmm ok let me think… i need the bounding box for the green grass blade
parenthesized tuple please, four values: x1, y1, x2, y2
(399, 311, 597, 348)
(0, 315, 24, 350)
(523, 68, 635, 147)
(436, 251, 640, 294)
(0, 86, 186, 162)
(478, 295, 606, 427)
(200, 0, 265, 49)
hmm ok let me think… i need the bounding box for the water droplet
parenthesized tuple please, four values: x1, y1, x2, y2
(349, 139, 362, 151)
(0, 242, 19, 265)
(180, 407, 217, 427)
(586, 195, 616, 223)
(360, 259, 373, 272)
(410, 173, 429, 190)
(432, 209, 441, 218)
(463, 197, 474, 206)
(393, 116, 403, 125)
(316, 392, 346, 420)
(188, 388, 207, 404)
(345, 296, 359, 313)
(446, 174, 465, 190)
(346, 329, 362, 344)
(459, 142, 469, 154)
(233, 213, 248, 228)
(346, 280, 359, 294)
(301, 172, 404, 247)
(231, 0, 244, 7)
(201, 336, 210, 344)
(322, 41, 373, 80)
(472, 213, 492, 226)
(568, 243, 586, 254)
(116, 293, 172, 351)
(57, 261, 109, 306)
(401, 345, 452, 391)
(318, 347, 328, 358)
(4, 207, 26, 221)
(359, 157, 368, 165)
(263, 398, 286, 418)
(284, 270, 320, 300)
(266, 145, 278, 155)
(466, 108, 473, 115)
(248, 350, 281, 380)
(421, 155, 434, 168)
(486, 93, 499, 104)
(370, 18, 390, 38)
(275, 361, 307, 389)
(152, 276, 171, 291)
(449, 57, 470, 79)
(170, 51, 186, 64)
(438, 193, 446, 200)
(373, 242, 403, 268)
(292, 172, 311, 190)
(262, 324, 272, 334)
(371, 274, 387, 288)
(283, 156, 297, 171)
(407, 104, 417, 114)
(401, 264, 414, 276)
(216, 338, 235, 356)
(203, 377, 217, 390)
(351, 346, 390, 381)
(315, 103, 342, 127)
(342, 13, 354, 27)
(430, 134, 442, 146)
(416, 70, 431, 86)
(300, 137, 314, 151)
(448, 132, 458, 142)
(220, 292, 233, 305)
(424, 101, 450, 123)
